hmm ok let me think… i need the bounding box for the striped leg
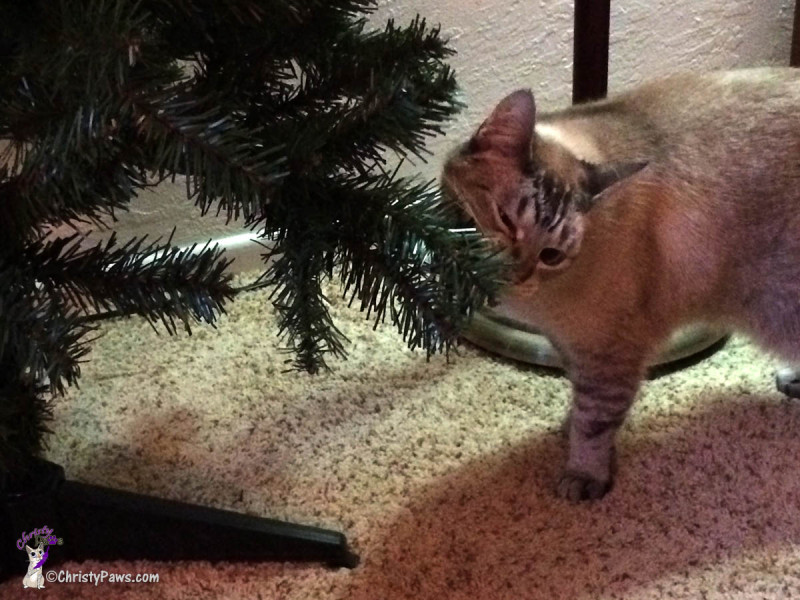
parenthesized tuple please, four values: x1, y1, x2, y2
(557, 363, 643, 502)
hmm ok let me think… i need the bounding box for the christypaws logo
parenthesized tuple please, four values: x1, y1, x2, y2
(17, 525, 63, 590)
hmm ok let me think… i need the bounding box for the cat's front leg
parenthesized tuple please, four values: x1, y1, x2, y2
(557, 364, 642, 502)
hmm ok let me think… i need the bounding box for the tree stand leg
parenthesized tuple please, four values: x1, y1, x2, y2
(2, 458, 359, 581)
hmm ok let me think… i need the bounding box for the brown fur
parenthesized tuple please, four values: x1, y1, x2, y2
(442, 67, 800, 501)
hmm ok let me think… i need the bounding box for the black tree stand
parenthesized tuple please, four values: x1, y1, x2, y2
(2, 458, 358, 580)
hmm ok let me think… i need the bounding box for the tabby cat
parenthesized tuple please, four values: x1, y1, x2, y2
(442, 67, 800, 502)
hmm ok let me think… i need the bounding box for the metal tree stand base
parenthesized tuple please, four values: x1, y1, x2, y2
(463, 307, 728, 376)
(1, 459, 359, 582)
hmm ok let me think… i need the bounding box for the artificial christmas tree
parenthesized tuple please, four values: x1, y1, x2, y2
(0, 0, 504, 575)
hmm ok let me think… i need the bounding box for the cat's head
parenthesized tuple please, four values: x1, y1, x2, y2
(26, 543, 43, 563)
(442, 89, 646, 293)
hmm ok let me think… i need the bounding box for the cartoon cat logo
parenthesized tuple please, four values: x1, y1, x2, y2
(22, 542, 48, 589)
(17, 525, 62, 589)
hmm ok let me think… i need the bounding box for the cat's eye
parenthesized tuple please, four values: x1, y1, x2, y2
(539, 247, 566, 267)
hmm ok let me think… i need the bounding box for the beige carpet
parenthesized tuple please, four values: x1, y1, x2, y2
(3, 278, 800, 599)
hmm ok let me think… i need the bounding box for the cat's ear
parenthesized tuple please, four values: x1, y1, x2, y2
(582, 160, 648, 198)
(25, 545, 33, 553)
(468, 89, 535, 162)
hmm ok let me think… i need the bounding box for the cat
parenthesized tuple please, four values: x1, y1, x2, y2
(22, 543, 47, 589)
(442, 67, 800, 502)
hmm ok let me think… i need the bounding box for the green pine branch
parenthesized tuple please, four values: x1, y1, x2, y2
(259, 171, 508, 369)
(134, 84, 288, 222)
(24, 233, 236, 334)
(335, 175, 508, 354)
(267, 240, 348, 373)
(0, 0, 168, 234)
(0, 0, 509, 474)
(0, 277, 91, 396)
(0, 132, 148, 238)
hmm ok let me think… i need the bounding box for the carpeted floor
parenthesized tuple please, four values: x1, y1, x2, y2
(3, 278, 800, 599)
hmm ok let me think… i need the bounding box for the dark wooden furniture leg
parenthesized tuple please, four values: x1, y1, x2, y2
(572, 0, 611, 103)
(792, 0, 800, 66)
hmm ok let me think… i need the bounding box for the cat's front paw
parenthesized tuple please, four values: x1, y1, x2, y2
(556, 470, 611, 502)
